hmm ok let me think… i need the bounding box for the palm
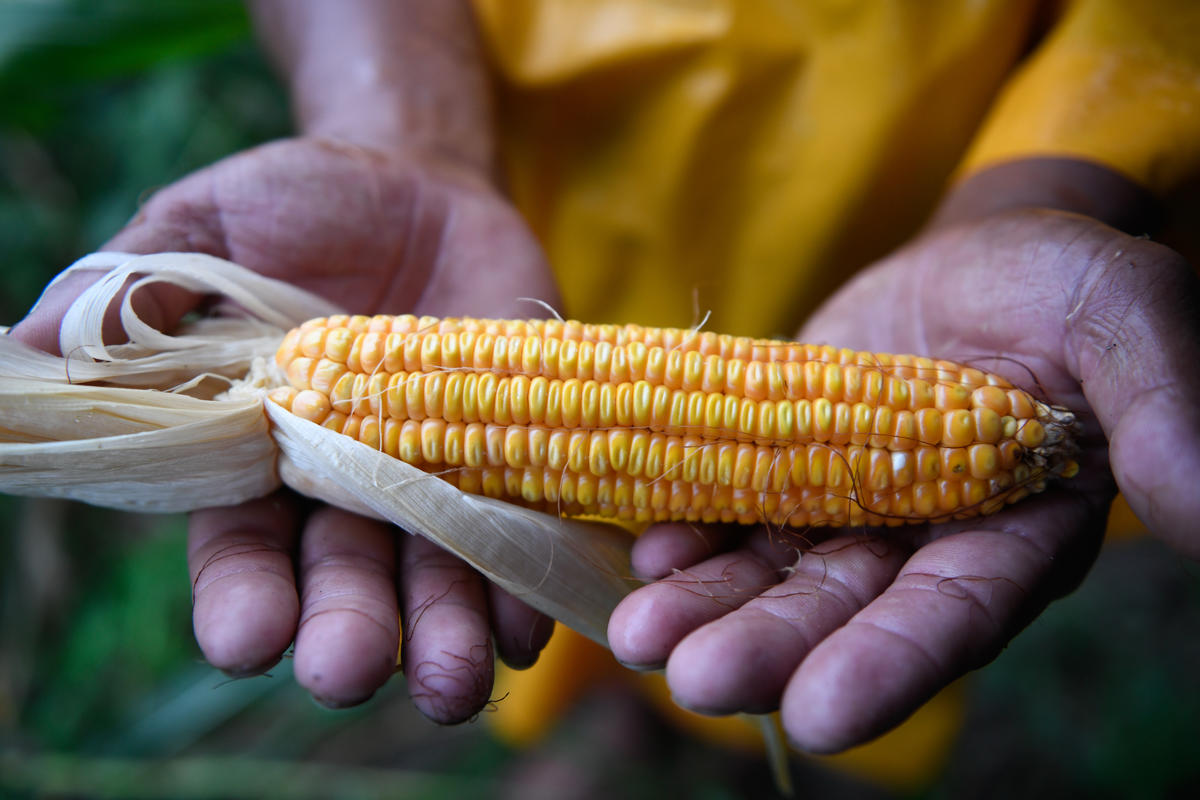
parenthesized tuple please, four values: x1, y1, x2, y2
(108, 137, 557, 319)
(609, 211, 1200, 751)
(799, 210, 1191, 549)
(799, 211, 1118, 545)
(15, 136, 559, 722)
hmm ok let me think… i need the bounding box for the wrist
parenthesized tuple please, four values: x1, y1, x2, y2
(931, 157, 1161, 236)
(252, 0, 497, 179)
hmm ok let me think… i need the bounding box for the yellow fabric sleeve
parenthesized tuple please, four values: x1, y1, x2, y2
(470, 0, 1195, 787)
(473, 0, 1038, 338)
(960, 0, 1200, 196)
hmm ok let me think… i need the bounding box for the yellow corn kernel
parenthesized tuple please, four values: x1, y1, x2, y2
(968, 444, 1000, 479)
(271, 315, 1078, 529)
(971, 385, 1010, 415)
(942, 409, 974, 448)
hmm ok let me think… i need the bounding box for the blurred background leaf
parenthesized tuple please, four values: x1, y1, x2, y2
(0, 0, 286, 324)
(1, 2, 1198, 799)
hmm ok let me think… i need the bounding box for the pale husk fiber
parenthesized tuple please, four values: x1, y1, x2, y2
(0, 252, 637, 645)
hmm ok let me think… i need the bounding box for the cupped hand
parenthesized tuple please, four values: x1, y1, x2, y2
(607, 210, 1200, 751)
(11, 136, 558, 722)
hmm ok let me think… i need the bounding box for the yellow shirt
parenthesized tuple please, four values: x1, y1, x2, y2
(470, 0, 1200, 789)
(474, 0, 1200, 337)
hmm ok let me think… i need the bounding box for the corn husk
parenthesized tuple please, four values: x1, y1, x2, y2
(0, 252, 638, 644)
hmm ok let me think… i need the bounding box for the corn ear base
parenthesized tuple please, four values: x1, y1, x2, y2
(0, 252, 637, 645)
(265, 399, 637, 643)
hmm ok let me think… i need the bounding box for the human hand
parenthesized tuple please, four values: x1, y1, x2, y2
(607, 208, 1200, 751)
(11, 136, 559, 721)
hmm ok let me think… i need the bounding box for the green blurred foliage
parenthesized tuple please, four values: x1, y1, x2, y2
(935, 540, 1200, 800)
(1, 2, 1198, 799)
(24, 516, 192, 750)
(0, 0, 249, 126)
(0, 0, 288, 324)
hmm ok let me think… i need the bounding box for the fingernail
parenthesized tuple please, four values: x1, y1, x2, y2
(498, 653, 539, 671)
(668, 694, 724, 716)
(615, 658, 666, 673)
(311, 693, 367, 710)
(220, 660, 279, 679)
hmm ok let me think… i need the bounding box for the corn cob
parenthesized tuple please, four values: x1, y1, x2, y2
(268, 314, 1078, 529)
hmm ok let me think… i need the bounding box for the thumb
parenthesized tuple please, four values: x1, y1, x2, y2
(1065, 240, 1200, 555)
(9, 177, 220, 355)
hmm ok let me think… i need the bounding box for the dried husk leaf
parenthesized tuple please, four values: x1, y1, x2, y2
(265, 402, 636, 643)
(0, 252, 639, 644)
(0, 376, 275, 510)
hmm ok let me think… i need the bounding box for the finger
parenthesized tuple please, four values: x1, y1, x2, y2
(607, 532, 800, 671)
(188, 493, 301, 676)
(665, 534, 911, 715)
(293, 507, 400, 708)
(9, 182, 219, 356)
(10, 269, 199, 356)
(399, 534, 493, 724)
(487, 583, 555, 670)
(781, 490, 1105, 753)
(629, 522, 741, 580)
(1063, 243, 1200, 553)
